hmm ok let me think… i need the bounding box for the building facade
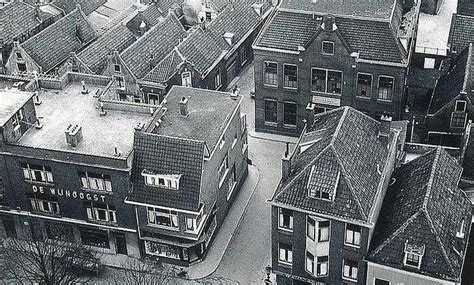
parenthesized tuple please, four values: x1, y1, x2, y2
(253, 0, 420, 135)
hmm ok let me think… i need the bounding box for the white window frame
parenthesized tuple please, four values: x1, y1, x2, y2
(278, 243, 292, 265)
(185, 206, 205, 234)
(450, 111, 468, 129)
(306, 251, 314, 274)
(356, 72, 373, 98)
(342, 259, 358, 282)
(147, 207, 179, 230)
(79, 171, 112, 192)
(310, 68, 343, 95)
(377, 75, 395, 101)
(283, 63, 298, 89)
(307, 216, 316, 240)
(322, 41, 334, 55)
(318, 220, 330, 242)
(30, 198, 59, 215)
(278, 207, 293, 232)
(317, 256, 329, 276)
(181, 71, 192, 87)
(218, 154, 229, 188)
(344, 223, 361, 248)
(142, 172, 180, 190)
(263, 61, 278, 87)
(455, 100, 467, 112)
(21, 163, 54, 184)
(404, 251, 422, 268)
(86, 203, 116, 223)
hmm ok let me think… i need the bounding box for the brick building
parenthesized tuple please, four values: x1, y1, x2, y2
(253, 0, 420, 136)
(268, 107, 402, 284)
(367, 147, 472, 285)
(125, 86, 248, 266)
(0, 74, 153, 258)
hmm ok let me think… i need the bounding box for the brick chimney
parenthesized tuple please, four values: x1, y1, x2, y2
(281, 142, 291, 180)
(65, 124, 83, 147)
(322, 14, 336, 31)
(179, 97, 189, 117)
(75, 18, 84, 44)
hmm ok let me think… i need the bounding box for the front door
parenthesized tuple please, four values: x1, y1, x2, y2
(114, 232, 127, 255)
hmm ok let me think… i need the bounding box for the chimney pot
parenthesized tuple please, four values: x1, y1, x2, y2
(179, 96, 189, 117)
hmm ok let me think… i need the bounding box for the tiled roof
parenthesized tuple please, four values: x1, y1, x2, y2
(156, 86, 240, 152)
(142, 48, 184, 83)
(129, 131, 204, 211)
(271, 107, 394, 224)
(280, 0, 395, 19)
(140, 3, 164, 26)
(21, 7, 96, 73)
(256, 10, 406, 63)
(78, 24, 136, 74)
(52, 0, 106, 15)
(0, 1, 54, 44)
(449, 14, 474, 54)
(458, 0, 474, 17)
(121, 12, 186, 79)
(428, 44, 473, 115)
(368, 148, 472, 282)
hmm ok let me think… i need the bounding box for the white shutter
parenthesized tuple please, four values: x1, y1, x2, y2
(30, 199, 37, 210)
(22, 168, 30, 180)
(86, 207, 93, 220)
(147, 208, 155, 224)
(46, 171, 54, 183)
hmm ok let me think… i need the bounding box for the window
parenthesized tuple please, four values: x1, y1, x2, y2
(227, 167, 237, 200)
(215, 72, 221, 89)
(114, 64, 121, 72)
(322, 41, 334, 55)
(79, 171, 112, 192)
(404, 242, 424, 268)
(278, 243, 292, 265)
(148, 93, 159, 105)
(45, 222, 74, 242)
(86, 203, 116, 223)
(220, 136, 225, 149)
(218, 154, 229, 186)
(143, 172, 180, 190)
(343, 259, 358, 281)
(16, 52, 22, 59)
(264, 62, 278, 86)
(283, 64, 298, 88)
(357, 73, 372, 98)
(456, 100, 467, 112)
(318, 221, 330, 242)
(80, 226, 109, 248)
(307, 216, 316, 240)
(424, 57, 435, 69)
(345, 223, 361, 247)
(375, 278, 390, 285)
(145, 240, 181, 259)
(17, 63, 27, 72)
(185, 207, 204, 233)
(278, 208, 293, 231)
(30, 198, 59, 214)
(378, 76, 394, 101)
(12, 108, 25, 128)
(147, 207, 179, 229)
(311, 68, 342, 94)
(306, 252, 314, 274)
(308, 166, 337, 200)
(451, 111, 467, 128)
(205, 11, 212, 21)
(317, 256, 329, 276)
(264, 99, 277, 123)
(404, 252, 421, 268)
(181, 71, 192, 87)
(21, 163, 54, 183)
(231, 134, 238, 149)
(283, 102, 297, 126)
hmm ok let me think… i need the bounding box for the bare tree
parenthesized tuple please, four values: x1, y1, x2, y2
(1, 221, 102, 284)
(109, 258, 172, 285)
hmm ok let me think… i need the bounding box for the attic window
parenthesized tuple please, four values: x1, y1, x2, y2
(307, 165, 339, 201)
(403, 241, 425, 269)
(322, 41, 334, 55)
(455, 100, 466, 112)
(114, 64, 121, 73)
(142, 170, 181, 190)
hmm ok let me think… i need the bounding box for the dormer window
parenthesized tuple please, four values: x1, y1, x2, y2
(404, 241, 424, 268)
(114, 64, 121, 73)
(451, 100, 468, 128)
(322, 41, 334, 55)
(455, 100, 466, 112)
(142, 170, 181, 190)
(307, 166, 339, 201)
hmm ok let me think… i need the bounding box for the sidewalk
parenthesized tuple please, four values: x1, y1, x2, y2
(185, 164, 260, 280)
(248, 129, 298, 144)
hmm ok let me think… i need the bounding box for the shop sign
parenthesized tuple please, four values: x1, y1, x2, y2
(312, 95, 341, 107)
(32, 185, 106, 202)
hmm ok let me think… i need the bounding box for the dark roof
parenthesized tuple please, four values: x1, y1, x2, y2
(129, 131, 204, 211)
(449, 14, 474, 54)
(458, 0, 474, 17)
(21, 7, 96, 73)
(280, 0, 395, 19)
(52, 0, 106, 15)
(368, 148, 472, 282)
(428, 44, 473, 115)
(78, 24, 136, 74)
(256, 10, 405, 63)
(271, 107, 395, 224)
(0, 1, 54, 45)
(121, 13, 186, 79)
(156, 86, 240, 152)
(142, 48, 185, 83)
(141, 3, 164, 26)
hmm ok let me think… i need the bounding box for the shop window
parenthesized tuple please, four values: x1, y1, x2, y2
(45, 222, 74, 242)
(80, 226, 110, 248)
(144, 240, 181, 259)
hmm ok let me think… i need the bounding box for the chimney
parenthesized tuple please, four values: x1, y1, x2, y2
(149, 54, 157, 70)
(322, 14, 336, 31)
(179, 96, 189, 117)
(281, 142, 291, 180)
(306, 102, 315, 127)
(378, 115, 392, 139)
(75, 18, 84, 44)
(65, 124, 83, 147)
(35, 4, 42, 22)
(223, 32, 235, 46)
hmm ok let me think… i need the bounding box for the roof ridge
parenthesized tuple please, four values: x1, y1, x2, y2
(330, 106, 349, 145)
(462, 43, 473, 93)
(330, 143, 368, 221)
(370, 211, 421, 257)
(422, 147, 442, 209)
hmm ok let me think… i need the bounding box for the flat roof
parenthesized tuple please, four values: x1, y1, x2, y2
(416, 0, 457, 55)
(156, 86, 240, 152)
(17, 83, 150, 158)
(280, 0, 396, 19)
(0, 89, 34, 127)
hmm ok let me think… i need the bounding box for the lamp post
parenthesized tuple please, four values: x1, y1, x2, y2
(264, 265, 272, 284)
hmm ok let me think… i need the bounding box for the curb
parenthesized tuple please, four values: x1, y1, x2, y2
(189, 164, 261, 281)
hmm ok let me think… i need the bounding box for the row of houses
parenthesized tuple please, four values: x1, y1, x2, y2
(269, 107, 473, 285)
(0, 73, 248, 266)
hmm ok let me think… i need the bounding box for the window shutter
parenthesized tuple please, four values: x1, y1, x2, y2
(22, 168, 30, 180)
(86, 206, 93, 220)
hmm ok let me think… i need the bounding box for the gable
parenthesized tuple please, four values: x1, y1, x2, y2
(304, 26, 352, 59)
